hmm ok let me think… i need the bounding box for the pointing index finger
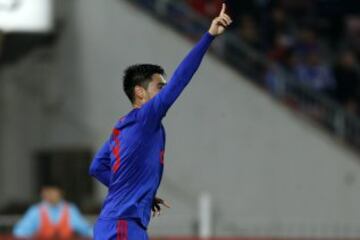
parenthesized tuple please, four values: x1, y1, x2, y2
(220, 3, 226, 16)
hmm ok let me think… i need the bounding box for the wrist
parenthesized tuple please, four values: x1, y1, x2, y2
(207, 31, 217, 39)
(208, 30, 216, 36)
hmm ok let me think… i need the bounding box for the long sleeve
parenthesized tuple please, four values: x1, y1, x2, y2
(69, 205, 93, 237)
(89, 140, 111, 187)
(137, 32, 215, 129)
(13, 206, 40, 237)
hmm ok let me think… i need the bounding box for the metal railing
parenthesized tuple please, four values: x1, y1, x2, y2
(128, 0, 360, 151)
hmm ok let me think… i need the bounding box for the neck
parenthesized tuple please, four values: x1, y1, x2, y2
(133, 103, 141, 109)
(133, 100, 144, 109)
(43, 201, 63, 207)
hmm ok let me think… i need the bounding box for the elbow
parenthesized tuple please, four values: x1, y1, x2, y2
(88, 163, 97, 177)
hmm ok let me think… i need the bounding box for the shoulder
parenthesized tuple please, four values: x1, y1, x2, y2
(29, 203, 41, 210)
(22, 204, 41, 218)
(64, 203, 80, 216)
(114, 110, 139, 129)
(66, 202, 78, 211)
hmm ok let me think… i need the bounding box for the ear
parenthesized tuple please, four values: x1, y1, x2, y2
(134, 85, 145, 100)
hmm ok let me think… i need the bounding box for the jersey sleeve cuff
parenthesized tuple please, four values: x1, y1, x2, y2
(205, 32, 216, 41)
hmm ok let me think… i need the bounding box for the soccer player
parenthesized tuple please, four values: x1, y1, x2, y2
(89, 4, 232, 240)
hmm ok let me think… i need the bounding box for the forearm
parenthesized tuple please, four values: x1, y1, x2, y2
(159, 32, 215, 108)
(136, 32, 215, 128)
(89, 140, 111, 187)
(159, 2, 233, 108)
(13, 224, 36, 237)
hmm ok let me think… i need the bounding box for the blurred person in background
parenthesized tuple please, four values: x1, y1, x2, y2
(262, 6, 294, 50)
(267, 33, 294, 62)
(265, 49, 298, 96)
(295, 51, 336, 96)
(333, 50, 360, 114)
(345, 16, 360, 59)
(237, 15, 261, 50)
(294, 27, 320, 60)
(13, 183, 92, 239)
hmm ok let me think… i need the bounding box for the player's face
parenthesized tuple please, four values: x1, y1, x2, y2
(143, 74, 167, 102)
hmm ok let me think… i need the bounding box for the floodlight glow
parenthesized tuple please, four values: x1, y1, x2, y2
(0, 0, 53, 33)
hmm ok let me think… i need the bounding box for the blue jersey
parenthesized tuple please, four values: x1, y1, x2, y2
(89, 32, 215, 229)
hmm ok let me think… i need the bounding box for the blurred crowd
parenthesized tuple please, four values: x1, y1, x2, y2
(186, 0, 360, 115)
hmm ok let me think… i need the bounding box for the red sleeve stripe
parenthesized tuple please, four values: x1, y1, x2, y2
(112, 129, 122, 173)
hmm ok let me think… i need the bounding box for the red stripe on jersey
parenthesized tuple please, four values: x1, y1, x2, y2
(116, 220, 120, 240)
(112, 129, 121, 173)
(123, 220, 128, 240)
(117, 220, 128, 240)
(160, 150, 165, 165)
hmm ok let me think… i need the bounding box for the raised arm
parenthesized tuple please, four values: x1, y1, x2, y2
(89, 140, 111, 187)
(137, 4, 232, 128)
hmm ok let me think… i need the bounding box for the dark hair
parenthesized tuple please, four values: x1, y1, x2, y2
(123, 64, 165, 103)
(42, 180, 63, 190)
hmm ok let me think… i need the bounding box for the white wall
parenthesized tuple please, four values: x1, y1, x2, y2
(0, 0, 85, 207)
(2, 0, 360, 237)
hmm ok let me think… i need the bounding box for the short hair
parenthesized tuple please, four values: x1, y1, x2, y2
(123, 64, 165, 103)
(42, 181, 62, 190)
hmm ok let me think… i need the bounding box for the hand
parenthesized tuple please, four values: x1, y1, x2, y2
(152, 197, 171, 217)
(208, 3, 233, 36)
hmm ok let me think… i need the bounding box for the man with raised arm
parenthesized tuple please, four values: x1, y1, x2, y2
(89, 4, 232, 240)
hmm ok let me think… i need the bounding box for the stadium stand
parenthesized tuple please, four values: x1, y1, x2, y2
(130, 0, 360, 150)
